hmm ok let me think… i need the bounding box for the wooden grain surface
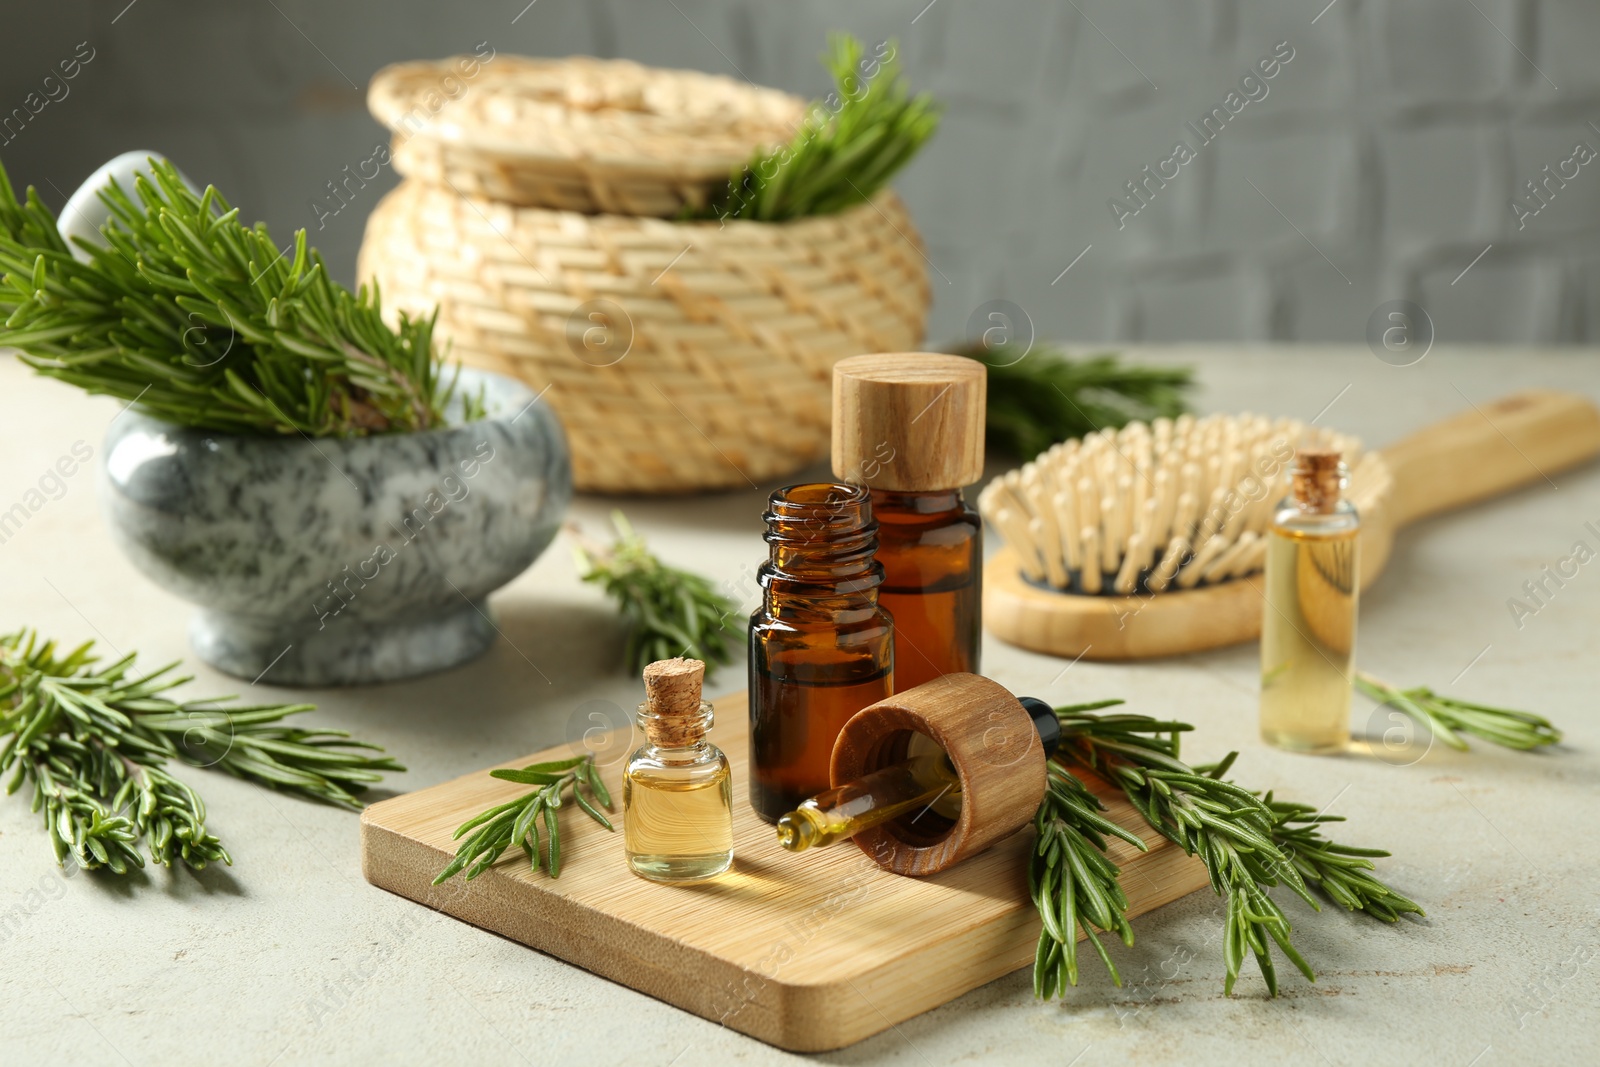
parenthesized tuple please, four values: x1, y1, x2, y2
(832, 352, 987, 490)
(360, 691, 1209, 1052)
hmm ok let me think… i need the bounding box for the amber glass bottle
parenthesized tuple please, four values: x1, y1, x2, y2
(834, 354, 987, 692)
(871, 489, 982, 691)
(747, 482, 894, 824)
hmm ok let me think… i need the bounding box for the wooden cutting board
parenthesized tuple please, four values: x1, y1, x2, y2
(360, 691, 1209, 1052)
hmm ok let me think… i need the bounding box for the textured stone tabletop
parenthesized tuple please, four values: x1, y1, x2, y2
(1, 346, 1596, 1065)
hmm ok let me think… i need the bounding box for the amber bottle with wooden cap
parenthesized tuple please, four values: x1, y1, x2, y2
(1260, 449, 1359, 755)
(833, 353, 986, 694)
(748, 483, 895, 824)
(775, 674, 1050, 875)
(624, 657, 734, 882)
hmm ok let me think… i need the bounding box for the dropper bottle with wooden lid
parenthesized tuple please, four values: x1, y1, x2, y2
(833, 353, 987, 692)
(624, 657, 734, 883)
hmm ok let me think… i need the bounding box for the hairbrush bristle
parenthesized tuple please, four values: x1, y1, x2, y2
(979, 413, 1382, 596)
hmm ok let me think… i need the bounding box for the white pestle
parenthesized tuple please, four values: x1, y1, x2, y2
(57, 151, 198, 262)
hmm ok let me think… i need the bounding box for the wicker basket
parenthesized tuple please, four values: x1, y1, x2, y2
(359, 181, 930, 493)
(369, 55, 807, 216)
(359, 55, 932, 493)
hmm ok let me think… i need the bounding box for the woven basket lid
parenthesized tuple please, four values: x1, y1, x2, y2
(368, 55, 806, 213)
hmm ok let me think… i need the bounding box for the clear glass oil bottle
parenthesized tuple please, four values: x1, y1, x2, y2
(623, 658, 734, 883)
(1260, 450, 1359, 754)
(871, 489, 982, 693)
(748, 483, 894, 824)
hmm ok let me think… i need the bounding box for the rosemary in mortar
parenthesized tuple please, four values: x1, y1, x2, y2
(571, 512, 739, 681)
(0, 630, 403, 876)
(0, 157, 472, 436)
(1355, 673, 1562, 752)
(434, 755, 613, 883)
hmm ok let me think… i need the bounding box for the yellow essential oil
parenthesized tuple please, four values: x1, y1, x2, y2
(624, 754, 734, 882)
(776, 747, 959, 853)
(623, 658, 734, 883)
(1260, 450, 1359, 755)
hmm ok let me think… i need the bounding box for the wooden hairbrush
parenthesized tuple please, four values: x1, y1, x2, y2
(980, 390, 1600, 660)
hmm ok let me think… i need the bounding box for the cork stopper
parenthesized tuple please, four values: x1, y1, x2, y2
(832, 353, 986, 491)
(641, 657, 707, 747)
(1291, 448, 1344, 514)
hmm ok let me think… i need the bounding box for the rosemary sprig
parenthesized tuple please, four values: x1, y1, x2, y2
(0, 629, 403, 876)
(1054, 708, 1318, 996)
(696, 34, 940, 222)
(952, 343, 1194, 459)
(1262, 795, 1424, 922)
(571, 511, 738, 681)
(0, 157, 474, 436)
(1355, 672, 1562, 752)
(1031, 735, 1148, 996)
(433, 755, 613, 883)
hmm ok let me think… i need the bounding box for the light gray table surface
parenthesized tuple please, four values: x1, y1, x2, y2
(1, 345, 1596, 1066)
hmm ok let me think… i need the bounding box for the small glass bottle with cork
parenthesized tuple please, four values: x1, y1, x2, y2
(832, 353, 987, 693)
(623, 657, 734, 882)
(1260, 448, 1360, 754)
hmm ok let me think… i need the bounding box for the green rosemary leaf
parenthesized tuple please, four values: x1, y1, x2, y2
(1355, 672, 1562, 752)
(571, 780, 613, 831)
(691, 34, 939, 223)
(453, 798, 525, 839)
(0, 156, 478, 437)
(1263, 795, 1424, 921)
(582, 759, 612, 809)
(572, 512, 738, 681)
(1030, 764, 1142, 995)
(1054, 706, 1322, 996)
(0, 629, 402, 880)
(491, 768, 567, 785)
(435, 754, 614, 885)
(950, 342, 1194, 459)
(1039, 703, 1424, 997)
(543, 803, 562, 878)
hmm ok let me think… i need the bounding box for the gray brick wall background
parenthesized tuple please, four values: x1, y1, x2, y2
(3, 0, 1598, 346)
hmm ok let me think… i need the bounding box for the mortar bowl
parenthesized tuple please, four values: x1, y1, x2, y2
(99, 368, 570, 685)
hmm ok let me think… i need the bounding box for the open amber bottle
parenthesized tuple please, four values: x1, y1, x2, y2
(748, 483, 894, 824)
(833, 354, 986, 692)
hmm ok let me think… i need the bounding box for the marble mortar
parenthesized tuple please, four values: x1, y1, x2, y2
(99, 368, 570, 685)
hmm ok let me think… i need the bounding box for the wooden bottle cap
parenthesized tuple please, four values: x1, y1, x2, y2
(641, 657, 706, 747)
(829, 673, 1046, 876)
(832, 353, 986, 491)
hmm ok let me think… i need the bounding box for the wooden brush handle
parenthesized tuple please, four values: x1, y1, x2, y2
(1381, 389, 1600, 528)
